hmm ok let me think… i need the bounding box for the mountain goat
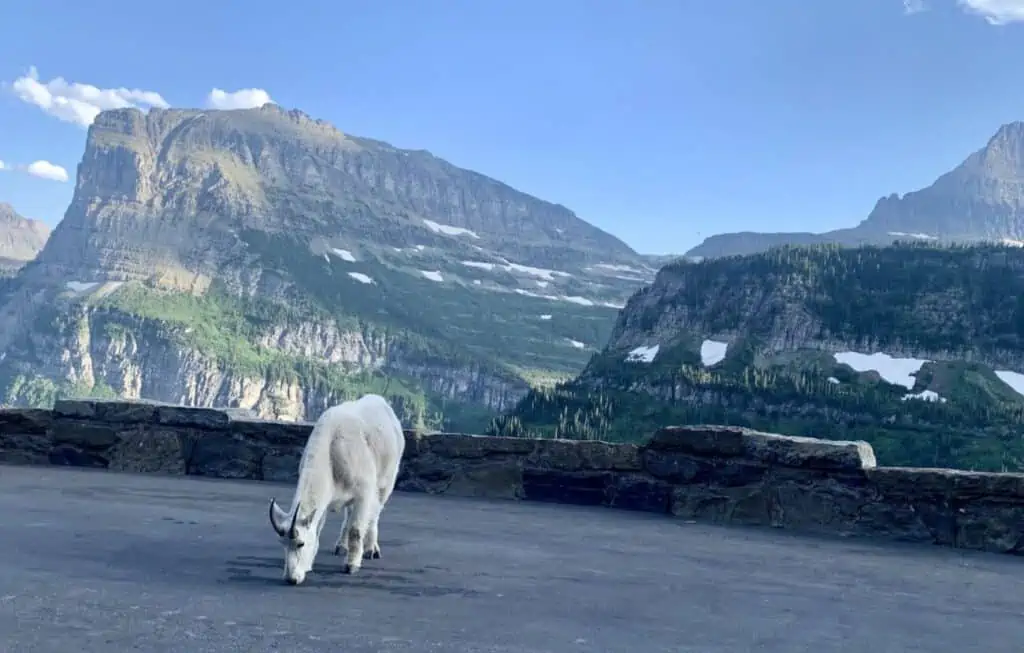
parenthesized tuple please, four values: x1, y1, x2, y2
(267, 393, 406, 585)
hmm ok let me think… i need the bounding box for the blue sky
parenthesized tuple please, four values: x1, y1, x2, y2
(1, 0, 1024, 255)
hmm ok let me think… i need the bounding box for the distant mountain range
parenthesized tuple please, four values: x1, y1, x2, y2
(686, 122, 1024, 258)
(0, 203, 50, 276)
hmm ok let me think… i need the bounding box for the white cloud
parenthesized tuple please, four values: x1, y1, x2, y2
(25, 160, 69, 182)
(0, 157, 67, 182)
(959, 0, 1024, 23)
(903, 0, 928, 14)
(10, 66, 170, 127)
(206, 88, 274, 110)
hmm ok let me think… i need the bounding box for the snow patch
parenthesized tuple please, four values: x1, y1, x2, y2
(827, 377, 840, 384)
(593, 263, 645, 275)
(415, 245, 425, 251)
(515, 289, 545, 299)
(392, 247, 403, 252)
(535, 280, 549, 288)
(602, 301, 626, 309)
(422, 219, 480, 239)
(461, 260, 496, 271)
(420, 270, 443, 282)
(504, 261, 571, 281)
(566, 339, 586, 349)
(473, 279, 482, 285)
(626, 345, 660, 363)
(995, 370, 1024, 398)
(539, 314, 552, 320)
(832, 351, 930, 390)
(700, 340, 728, 367)
(330, 248, 356, 262)
(888, 231, 938, 241)
(560, 295, 594, 306)
(902, 389, 946, 403)
(348, 272, 374, 284)
(66, 281, 100, 293)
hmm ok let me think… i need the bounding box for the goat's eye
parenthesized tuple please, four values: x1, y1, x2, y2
(295, 541, 305, 549)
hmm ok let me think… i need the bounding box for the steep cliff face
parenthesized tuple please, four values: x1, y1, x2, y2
(0, 105, 654, 429)
(0, 203, 50, 276)
(686, 122, 1024, 259)
(502, 243, 1024, 472)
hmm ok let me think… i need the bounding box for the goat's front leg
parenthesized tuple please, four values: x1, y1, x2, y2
(332, 505, 350, 556)
(342, 492, 379, 574)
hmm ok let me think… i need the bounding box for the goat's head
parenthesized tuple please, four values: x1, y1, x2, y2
(268, 497, 316, 585)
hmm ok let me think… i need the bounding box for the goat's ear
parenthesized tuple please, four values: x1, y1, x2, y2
(268, 498, 289, 537)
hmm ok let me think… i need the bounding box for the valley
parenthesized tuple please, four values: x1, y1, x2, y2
(6, 106, 1024, 471)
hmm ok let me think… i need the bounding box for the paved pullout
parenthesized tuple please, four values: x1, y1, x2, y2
(0, 465, 1021, 652)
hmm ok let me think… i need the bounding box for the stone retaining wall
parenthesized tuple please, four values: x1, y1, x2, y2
(2, 398, 1023, 556)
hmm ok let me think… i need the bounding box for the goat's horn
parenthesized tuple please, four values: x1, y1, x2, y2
(288, 502, 300, 538)
(268, 498, 287, 537)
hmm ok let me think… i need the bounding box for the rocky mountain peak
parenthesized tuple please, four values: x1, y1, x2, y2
(36, 104, 643, 287)
(686, 120, 1024, 258)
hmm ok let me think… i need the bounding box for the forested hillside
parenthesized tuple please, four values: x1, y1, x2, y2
(496, 242, 1024, 472)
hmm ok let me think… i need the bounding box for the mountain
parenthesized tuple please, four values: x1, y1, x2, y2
(0, 203, 50, 276)
(0, 105, 657, 429)
(498, 242, 1024, 472)
(686, 122, 1024, 259)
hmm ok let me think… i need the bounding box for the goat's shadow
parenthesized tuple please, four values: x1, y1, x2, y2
(223, 546, 479, 597)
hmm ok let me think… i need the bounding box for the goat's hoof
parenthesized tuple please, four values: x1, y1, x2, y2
(333, 545, 345, 556)
(364, 547, 381, 560)
(342, 563, 360, 575)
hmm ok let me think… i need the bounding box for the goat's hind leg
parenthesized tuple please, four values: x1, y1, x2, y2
(363, 485, 391, 560)
(342, 491, 379, 575)
(364, 512, 381, 560)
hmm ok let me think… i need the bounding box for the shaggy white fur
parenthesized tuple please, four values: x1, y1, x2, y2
(268, 394, 406, 585)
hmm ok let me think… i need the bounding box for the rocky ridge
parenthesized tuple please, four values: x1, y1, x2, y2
(0, 105, 655, 429)
(686, 121, 1024, 259)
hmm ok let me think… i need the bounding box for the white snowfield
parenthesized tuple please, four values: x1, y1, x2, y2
(65, 281, 100, 293)
(832, 352, 929, 390)
(590, 263, 647, 275)
(348, 272, 374, 285)
(626, 345, 660, 363)
(700, 340, 728, 367)
(994, 370, 1024, 398)
(460, 259, 572, 283)
(566, 339, 586, 349)
(422, 219, 480, 239)
(420, 270, 444, 282)
(834, 350, 1024, 400)
(330, 248, 356, 262)
(903, 389, 946, 403)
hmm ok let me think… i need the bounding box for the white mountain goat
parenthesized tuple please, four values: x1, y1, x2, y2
(267, 393, 406, 585)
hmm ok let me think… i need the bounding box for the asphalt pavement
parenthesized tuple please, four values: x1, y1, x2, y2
(0, 464, 1022, 652)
